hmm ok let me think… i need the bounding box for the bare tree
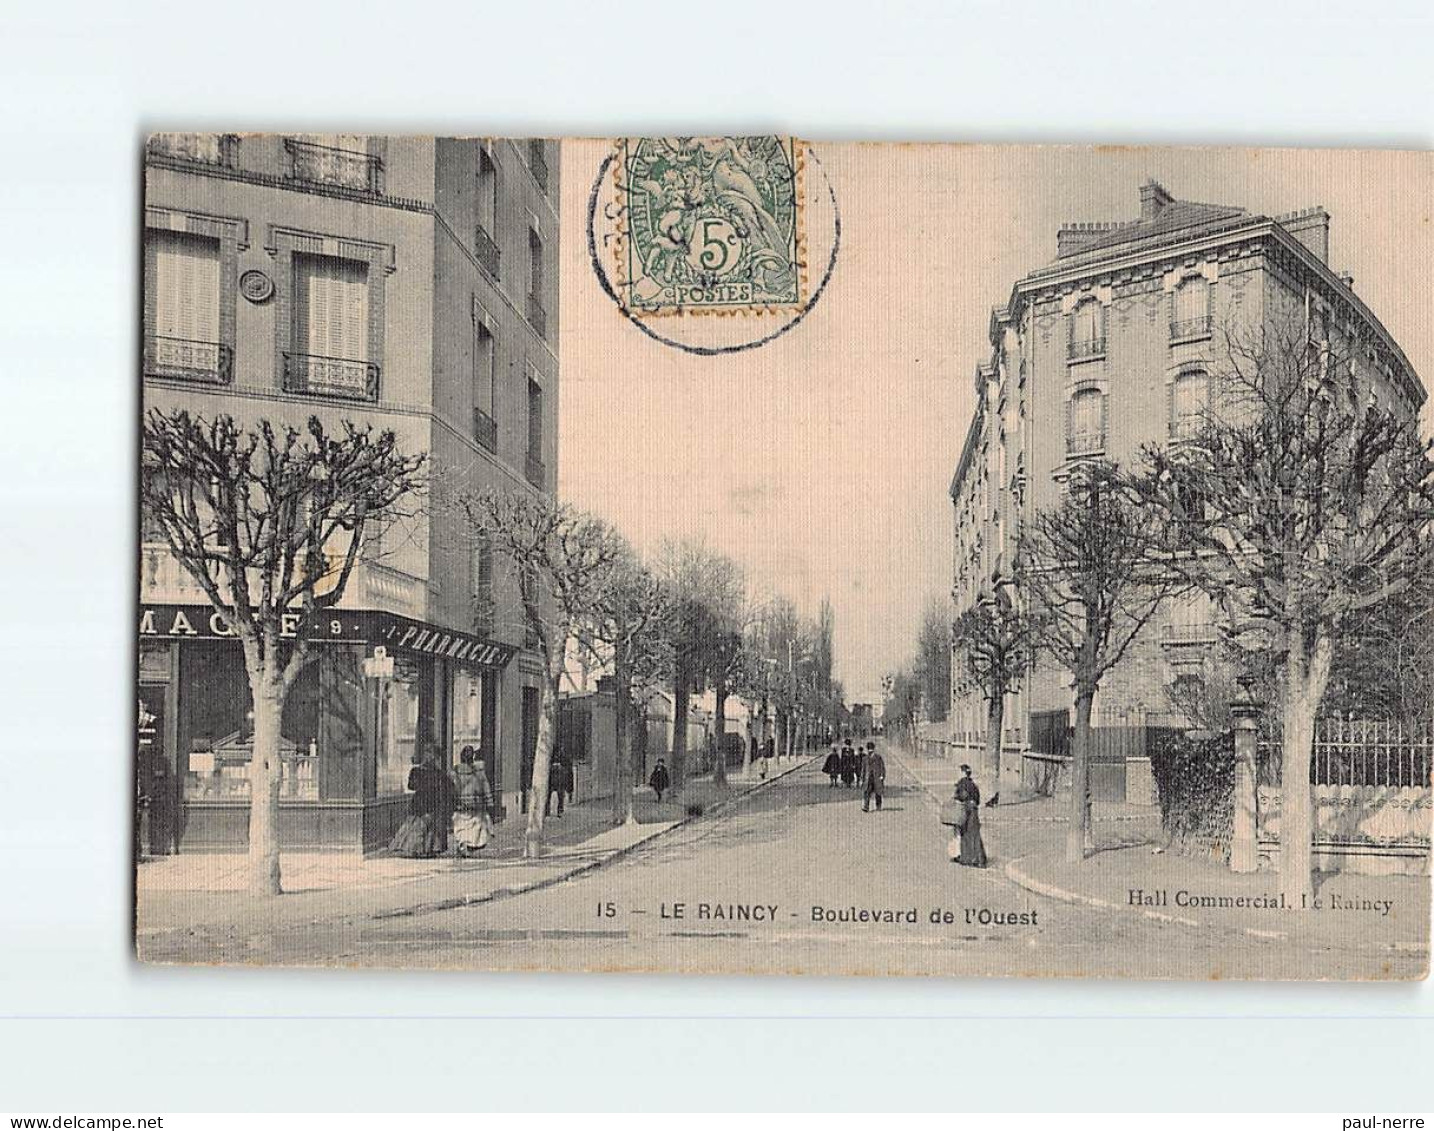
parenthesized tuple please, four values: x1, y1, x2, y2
(1133, 317, 1434, 905)
(952, 583, 1040, 794)
(1023, 459, 1186, 862)
(655, 540, 747, 796)
(914, 595, 955, 724)
(140, 410, 426, 895)
(459, 487, 627, 857)
(584, 552, 672, 825)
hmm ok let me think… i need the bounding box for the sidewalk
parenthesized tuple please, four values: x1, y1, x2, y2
(136, 757, 813, 947)
(1006, 835, 1430, 956)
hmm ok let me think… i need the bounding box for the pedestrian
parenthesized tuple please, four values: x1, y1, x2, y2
(953, 764, 988, 867)
(546, 757, 572, 817)
(856, 743, 869, 784)
(840, 741, 856, 787)
(452, 745, 494, 855)
(822, 744, 841, 786)
(649, 757, 670, 802)
(862, 742, 885, 812)
(390, 744, 453, 858)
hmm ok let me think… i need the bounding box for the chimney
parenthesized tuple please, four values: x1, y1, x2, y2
(1340, 272, 1355, 291)
(1139, 179, 1174, 222)
(1278, 207, 1331, 264)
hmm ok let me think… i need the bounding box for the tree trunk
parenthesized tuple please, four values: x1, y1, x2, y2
(1065, 688, 1095, 863)
(247, 675, 285, 896)
(713, 688, 729, 787)
(1279, 634, 1334, 909)
(983, 687, 1005, 799)
(670, 674, 690, 796)
(524, 674, 559, 858)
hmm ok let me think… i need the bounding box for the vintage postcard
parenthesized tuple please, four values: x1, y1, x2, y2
(134, 137, 1433, 979)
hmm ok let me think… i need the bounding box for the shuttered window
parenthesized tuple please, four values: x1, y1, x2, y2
(1171, 369, 1209, 440)
(293, 253, 369, 361)
(151, 231, 220, 343)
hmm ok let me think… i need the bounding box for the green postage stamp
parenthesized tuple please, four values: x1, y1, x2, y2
(616, 136, 806, 316)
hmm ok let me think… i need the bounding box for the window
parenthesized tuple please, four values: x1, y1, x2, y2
(526, 376, 545, 488)
(1068, 299, 1105, 360)
(473, 147, 501, 277)
(286, 253, 375, 400)
(146, 230, 227, 382)
(472, 318, 498, 451)
(1170, 369, 1209, 441)
(476, 147, 498, 235)
(148, 133, 234, 167)
(1067, 386, 1105, 454)
(1171, 276, 1210, 340)
(527, 226, 547, 336)
(527, 139, 549, 193)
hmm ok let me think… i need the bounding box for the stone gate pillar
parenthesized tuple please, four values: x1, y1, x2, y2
(1229, 701, 1260, 873)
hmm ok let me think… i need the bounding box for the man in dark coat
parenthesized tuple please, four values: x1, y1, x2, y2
(546, 757, 573, 817)
(649, 757, 670, 802)
(862, 742, 886, 812)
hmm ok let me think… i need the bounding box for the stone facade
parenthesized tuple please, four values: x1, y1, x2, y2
(949, 180, 1425, 764)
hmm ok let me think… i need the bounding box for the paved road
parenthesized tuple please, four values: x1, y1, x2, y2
(217, 746, 1411, 978)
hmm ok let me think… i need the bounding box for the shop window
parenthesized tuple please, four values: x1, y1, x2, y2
(181, 644, 320, 801)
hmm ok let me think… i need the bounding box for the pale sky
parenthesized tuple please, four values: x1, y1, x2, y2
(558, 143, 1433, 701)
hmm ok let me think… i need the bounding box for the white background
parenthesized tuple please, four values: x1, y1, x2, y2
(0, 0, 1430, 1112)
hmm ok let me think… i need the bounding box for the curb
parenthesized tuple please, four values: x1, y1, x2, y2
(370, 755, 817, 921)
(1004, 854, 1429, 958)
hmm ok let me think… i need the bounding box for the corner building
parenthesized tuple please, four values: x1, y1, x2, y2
(949, 180, 1425, 792)
(139, 134, 565, 852)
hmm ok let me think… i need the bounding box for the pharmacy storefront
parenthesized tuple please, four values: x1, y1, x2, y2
(137, 604, 517, 854)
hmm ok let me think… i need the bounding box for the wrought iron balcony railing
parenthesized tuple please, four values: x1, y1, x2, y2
(473, 225, 501, 277)
(1169, 413, 1205, 443)
(144, 336, 233, 384)
(284, 138, 383, 193)
(1066, 431, 1105, 457)
(526, 293, 547, 338)
(282, 352, 380, 402)
(1067, 336, 1106, 362)
(473, 407, 498, 453)
(525, 450, 546, 489)
(1169, 316, 1212, 342)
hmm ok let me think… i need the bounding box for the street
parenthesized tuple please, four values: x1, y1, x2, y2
(141, 746, 1424, 979)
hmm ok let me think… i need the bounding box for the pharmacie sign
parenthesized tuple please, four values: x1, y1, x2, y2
(139, 604, 517, 669)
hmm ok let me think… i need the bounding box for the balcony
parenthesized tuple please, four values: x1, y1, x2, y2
(1066, 430, 1105, 457)
(144, 337, 233, 385)
(356, 561, 426, 619)
(1067, 336, 1106, 363)
(283, 352, 379, 402)
(526, 292, 547, 338)
(525, 450, 546, 489)
(141, 542, 218, 603)
(147, 133, 237, 168)
(284, 138, 383, 194)
(472, 407, 498, 454)
(1170, 316, 1212, 343)
(473, 225, 501, 277)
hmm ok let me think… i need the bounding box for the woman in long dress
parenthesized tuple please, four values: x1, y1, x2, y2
(452, 745, 494, 855)
(954, 764, 987, 867)
(390, 747, 453, 858)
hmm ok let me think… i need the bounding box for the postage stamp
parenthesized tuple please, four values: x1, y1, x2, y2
(614, 136, 807, 317)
